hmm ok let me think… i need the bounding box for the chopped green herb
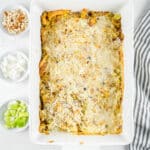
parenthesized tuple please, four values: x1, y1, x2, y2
(4, 100, 29, 129)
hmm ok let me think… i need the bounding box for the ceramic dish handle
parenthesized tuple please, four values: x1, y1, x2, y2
(62, 146, 101, 150)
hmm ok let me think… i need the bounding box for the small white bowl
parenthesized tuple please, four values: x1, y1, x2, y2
(0, 51, 29, 83)
(0, 4, 29, 36)
(0, 99, 29, 133)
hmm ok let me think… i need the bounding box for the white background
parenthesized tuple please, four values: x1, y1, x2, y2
(0, 0, 149, 150)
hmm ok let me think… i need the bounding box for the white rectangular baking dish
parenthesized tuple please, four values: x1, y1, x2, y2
(29, 0, 134, 145)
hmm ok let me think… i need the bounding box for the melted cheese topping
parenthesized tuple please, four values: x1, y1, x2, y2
(40, 10, 123, 135)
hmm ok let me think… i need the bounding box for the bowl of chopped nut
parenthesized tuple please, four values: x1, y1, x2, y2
(0, 4, 29, 36)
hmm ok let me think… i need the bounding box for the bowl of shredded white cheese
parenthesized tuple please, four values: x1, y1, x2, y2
(0, 51, 28, 83)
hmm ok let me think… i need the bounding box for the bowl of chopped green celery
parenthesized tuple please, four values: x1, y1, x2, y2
(0, 99, 29, 132)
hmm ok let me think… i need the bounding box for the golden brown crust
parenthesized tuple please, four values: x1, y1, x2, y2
(48, 140, 54, 143)
(41, 10, 70, 26)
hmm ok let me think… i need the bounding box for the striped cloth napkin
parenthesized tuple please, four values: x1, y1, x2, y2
(129, 10, 150, 150)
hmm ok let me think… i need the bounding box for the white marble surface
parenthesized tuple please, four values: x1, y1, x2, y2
(0, 0, 149, 149)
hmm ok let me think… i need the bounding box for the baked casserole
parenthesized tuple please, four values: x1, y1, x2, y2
(39, 9, 124, 135)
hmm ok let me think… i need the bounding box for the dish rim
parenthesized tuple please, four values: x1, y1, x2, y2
(29, 0, 134, 145)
